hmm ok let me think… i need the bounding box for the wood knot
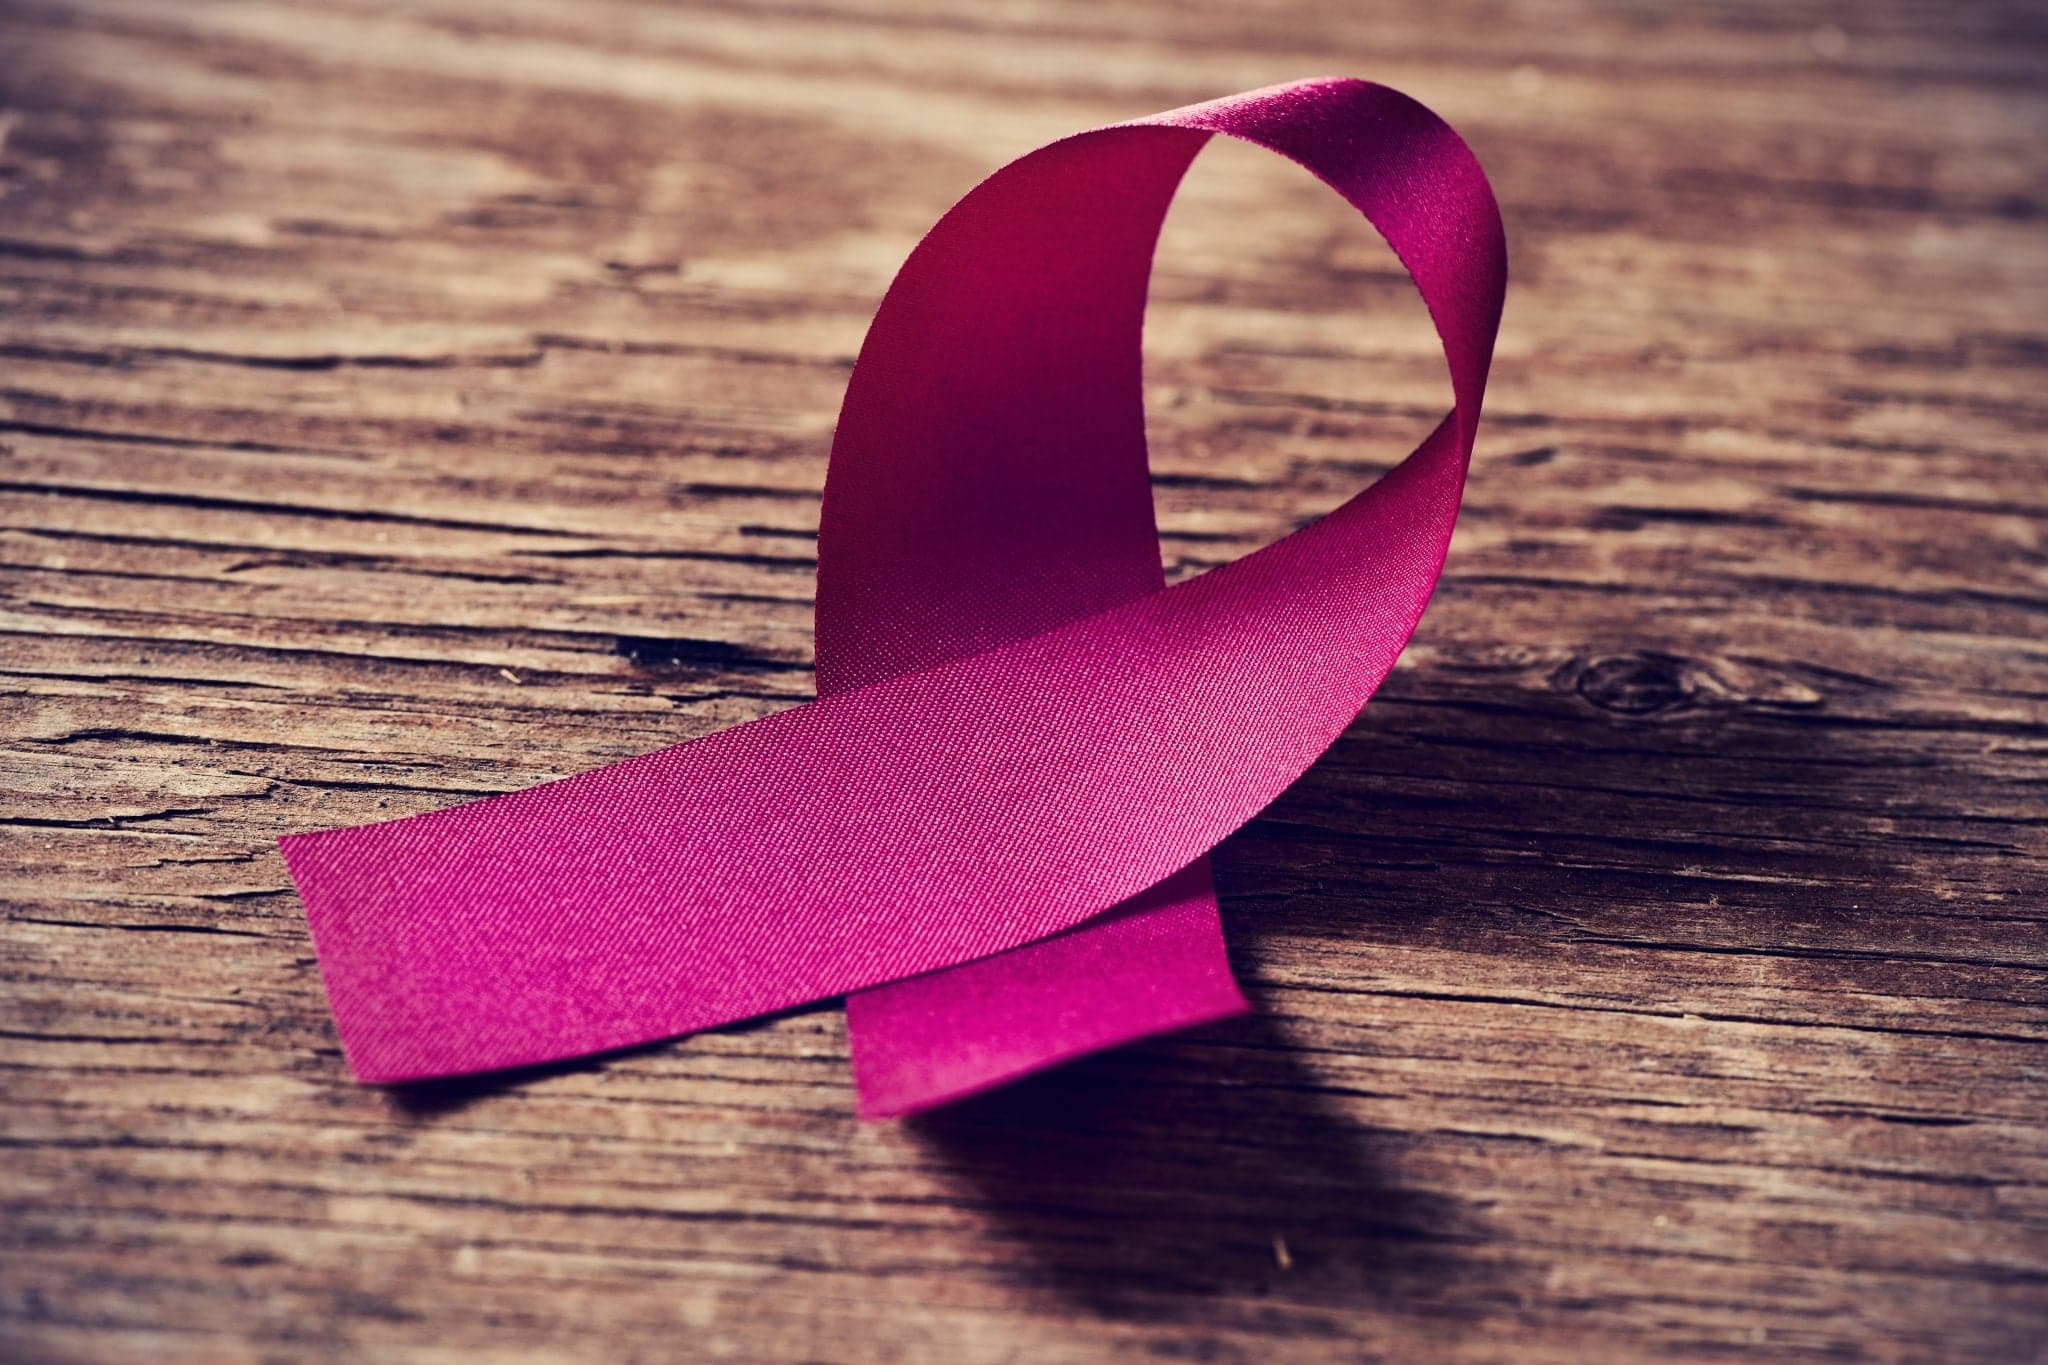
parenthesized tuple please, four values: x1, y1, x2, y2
(1571, 652, 1695, 715)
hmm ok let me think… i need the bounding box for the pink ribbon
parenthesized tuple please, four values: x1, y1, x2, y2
(279, 77, 1505, 1117)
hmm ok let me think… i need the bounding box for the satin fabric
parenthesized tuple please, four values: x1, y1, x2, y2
(278, 77, 1505, 1114)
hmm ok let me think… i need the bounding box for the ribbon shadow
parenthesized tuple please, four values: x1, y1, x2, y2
(909, 1005, 1505, 1320)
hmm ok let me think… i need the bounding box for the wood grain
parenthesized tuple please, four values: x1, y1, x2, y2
(2, 1, 2044, 1360)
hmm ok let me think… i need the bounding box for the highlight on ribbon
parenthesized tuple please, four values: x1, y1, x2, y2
(277, 77, 1507, 1117)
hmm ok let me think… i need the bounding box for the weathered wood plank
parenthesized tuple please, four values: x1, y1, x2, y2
(2, 0, 2044, 1360)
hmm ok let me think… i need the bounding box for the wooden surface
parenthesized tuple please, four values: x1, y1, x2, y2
(2, 1, 2045, 1360)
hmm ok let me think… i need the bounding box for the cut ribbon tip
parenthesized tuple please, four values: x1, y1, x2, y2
(279, 77, 1506, 1116)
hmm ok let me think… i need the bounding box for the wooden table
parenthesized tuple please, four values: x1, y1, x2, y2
(3, 2, 2043, 1360)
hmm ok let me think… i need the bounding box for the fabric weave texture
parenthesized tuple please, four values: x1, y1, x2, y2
(277, 77, 1507, 1116)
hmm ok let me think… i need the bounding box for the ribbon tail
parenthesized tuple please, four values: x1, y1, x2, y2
(846, 860, 1248, 1117)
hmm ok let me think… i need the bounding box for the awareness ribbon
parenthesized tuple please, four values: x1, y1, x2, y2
(279, 77, 1506, 1117)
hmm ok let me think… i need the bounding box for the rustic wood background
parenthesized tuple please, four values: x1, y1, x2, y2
(2, 1, 2044, 1360)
